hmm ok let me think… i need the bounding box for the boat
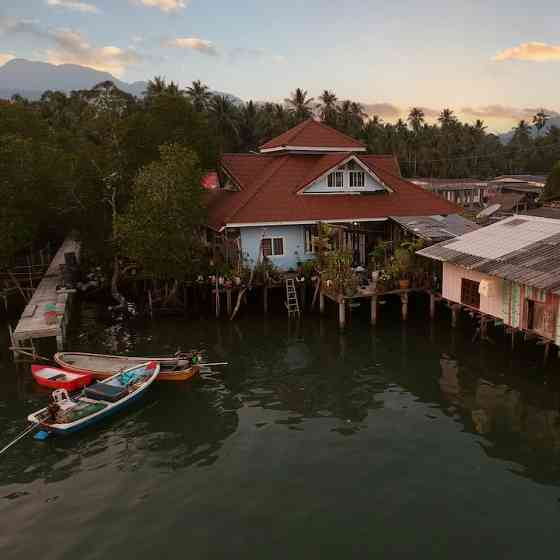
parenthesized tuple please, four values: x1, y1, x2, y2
(54, 351, 200, 382)
(31, 364, 93, 392)
(28, 361, 160, 435)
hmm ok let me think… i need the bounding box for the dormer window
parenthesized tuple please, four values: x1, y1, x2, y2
(349, 171, 365, 188)
(327, 171, 344, 188)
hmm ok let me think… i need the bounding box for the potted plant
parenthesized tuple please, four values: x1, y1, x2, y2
(394, 244, 413, 289)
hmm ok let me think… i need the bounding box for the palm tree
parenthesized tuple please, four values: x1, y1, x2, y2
(186, 80, 212, 112)
(285, 88, 314, 122)
(407, 107, 425, 133)
(209, 95, 239, 153)
(438, 108, 457, 128)
(533, 109, 550, 136)
(144, 76, 167, 98)
(317, 90, 338, 125)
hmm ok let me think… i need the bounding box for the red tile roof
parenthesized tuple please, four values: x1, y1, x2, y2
(260, 118, 366, 150)
(206, 152, 459, 230)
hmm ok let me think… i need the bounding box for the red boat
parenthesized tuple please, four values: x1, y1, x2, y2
(31, 365, 93, 392)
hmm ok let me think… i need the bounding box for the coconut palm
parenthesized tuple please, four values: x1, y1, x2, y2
(285, 88, 314, 122)
(407, 107, 425, 133)
(317, 90, 338, 125)
(209, 95, 240, 153)
(186, 80, 212, 112)
(533, 109, 550, 136)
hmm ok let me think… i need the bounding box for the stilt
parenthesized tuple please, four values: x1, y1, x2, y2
(226, 288, 232, 316)
(370, 295, 378, 325)
(338, 299, 346, 329)
(263, 283, 268, 313)
(299, 282, 306, 311)
(544, 342, 551, 364)
(319, 292, 325, 314)
(429, 292, 436, 320)
(511, 329, 515, 350)
(215, 277, 220, 318)
(451, 305, 459, 328)
(401, 292, 408, 321)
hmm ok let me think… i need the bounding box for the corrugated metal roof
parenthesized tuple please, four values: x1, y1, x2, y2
(417, 215, 560, 294)
(390, 214, 479, 241)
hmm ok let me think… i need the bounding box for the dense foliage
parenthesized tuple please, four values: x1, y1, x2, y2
(1, 78, 558, 274)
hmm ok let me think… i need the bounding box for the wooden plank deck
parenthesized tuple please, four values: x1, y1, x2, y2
(13, 237, 80, 348)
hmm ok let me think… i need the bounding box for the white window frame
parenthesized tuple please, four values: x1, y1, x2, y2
(327, 171, 344, 188)
(349, 170, 365, 188)
(261, 237, 285, 258)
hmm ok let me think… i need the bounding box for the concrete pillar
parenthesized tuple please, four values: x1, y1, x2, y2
(263, 284, 268, 314)
(226, 288, 232, 316)
(339, 300, 346, 329)
(371, 295, 378, 325)
(401, 293, 408, 321)
(319, 292, 325, 314)
(429, 292, 436, 320)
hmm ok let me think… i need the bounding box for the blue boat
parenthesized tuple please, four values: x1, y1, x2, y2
(28, 361, 160, 435)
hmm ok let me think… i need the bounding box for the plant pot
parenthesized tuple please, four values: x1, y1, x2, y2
(399, 279, 410, 290)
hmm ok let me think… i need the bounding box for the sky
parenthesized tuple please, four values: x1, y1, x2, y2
(0, 0, 559, 131)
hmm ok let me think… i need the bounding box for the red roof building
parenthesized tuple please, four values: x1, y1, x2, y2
(207, 119, 460, 269)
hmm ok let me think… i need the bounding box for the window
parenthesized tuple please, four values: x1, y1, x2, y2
(304, 226, 316, 253)
(261, 237, 284, 257)
(349, 171, 365, 188)
(461, 278, 480, 309)
(327, 171, 344, 188)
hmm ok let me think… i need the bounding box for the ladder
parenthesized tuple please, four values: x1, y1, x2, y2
(285, 278, 300, 318)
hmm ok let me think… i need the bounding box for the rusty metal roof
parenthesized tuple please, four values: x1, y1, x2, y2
(390, 214, 480, 242)
(417, 215, 560, 294)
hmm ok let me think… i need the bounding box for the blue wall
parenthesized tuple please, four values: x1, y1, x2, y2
(239, 225, 315, 270)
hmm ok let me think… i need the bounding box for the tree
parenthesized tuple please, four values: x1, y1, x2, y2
(186, 80, 212, 112)
(209, 95, 240, 153)
(285, 88, 314, 122)
(407, 107, 425, 133)
(317, 90, 338, 126)
(542, 161, 560, 202)
(533, 109, 550, 136)
(117, 143, 206, 281)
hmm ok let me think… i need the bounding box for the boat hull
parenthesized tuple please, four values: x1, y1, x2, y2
(54, 352, 200, 382)
(31, 365, 93, 392)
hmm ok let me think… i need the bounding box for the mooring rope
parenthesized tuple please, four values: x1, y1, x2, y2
(0, 424, 40, 457)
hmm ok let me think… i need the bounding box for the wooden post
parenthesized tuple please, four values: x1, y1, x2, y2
(429, 292, 436, 320)
(299, 282, 306, 311)
(370, 295, 378, 325)
(511, 329, 515, 350)
(338, 299, 346, 329)
(401, 292, 408, 321)
(480, 317, 488, 341)
(215, 276, 220, 318)
(319, 292, 325, 314)
(451, 305, 459, 328)
(226, 288, 232, 316)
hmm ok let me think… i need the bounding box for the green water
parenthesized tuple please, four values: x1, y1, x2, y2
(2, 301, 560, 559)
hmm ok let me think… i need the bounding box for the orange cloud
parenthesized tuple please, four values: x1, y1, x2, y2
(494, 42, 560, 62)
(0, 53, 15, 66)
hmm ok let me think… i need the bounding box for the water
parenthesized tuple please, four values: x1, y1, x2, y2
(2, 301, 560, 559)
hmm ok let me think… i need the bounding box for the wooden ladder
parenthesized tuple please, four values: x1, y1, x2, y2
(285, 278, 300, 318)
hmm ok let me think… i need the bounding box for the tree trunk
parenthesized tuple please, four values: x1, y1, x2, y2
(111, 257, 127, 310)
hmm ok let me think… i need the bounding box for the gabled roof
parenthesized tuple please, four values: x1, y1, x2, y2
(418, 215, 560, 293)
(206, 152, 459, 230)
(260, 118, 366, 153)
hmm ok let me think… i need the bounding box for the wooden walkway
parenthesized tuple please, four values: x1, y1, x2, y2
(12, 237, 80, 351)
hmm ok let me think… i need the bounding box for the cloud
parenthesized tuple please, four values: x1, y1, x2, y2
(493, 42, 560, 62)
(363, 103, 401, 119)
(461, 105, 559, 120)
(46, 0, 100, 14)
(140, 0, 187, 12)
(165, 37, 218, 57)
(0, 53, 15, 66)
(0, 18, 141, 76)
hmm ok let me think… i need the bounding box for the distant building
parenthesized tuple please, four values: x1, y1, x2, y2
(411, 178, 488, 208)
(418, 215, 560, 345)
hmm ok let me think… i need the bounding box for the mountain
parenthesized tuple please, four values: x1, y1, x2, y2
(0, 58, 244, 104)
(498, 116, 560, 144)
(0, 58, 147, 99)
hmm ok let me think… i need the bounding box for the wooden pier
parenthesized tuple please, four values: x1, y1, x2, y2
(11, 237, 80, 354)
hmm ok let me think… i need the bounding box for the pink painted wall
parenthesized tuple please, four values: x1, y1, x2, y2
(442, 263, 505, 319)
